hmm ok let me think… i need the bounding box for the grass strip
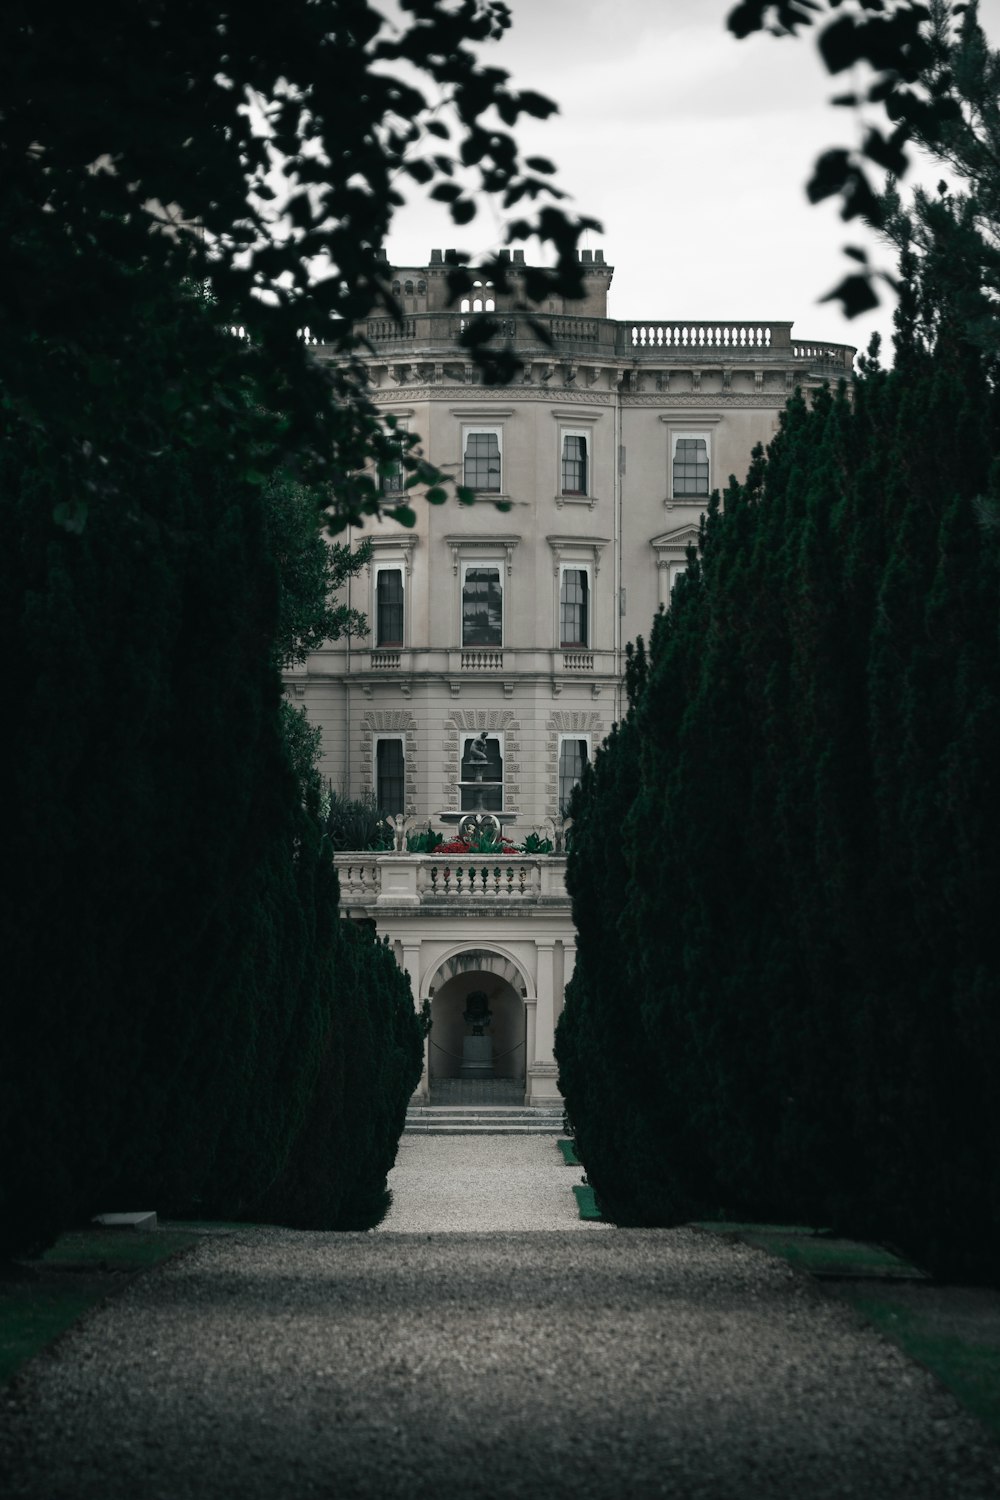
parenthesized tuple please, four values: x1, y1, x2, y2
(1, 1229, 199, 1388)
(573, 1184, 602, 1221)
(557, 1138, 580, 1167)
(700, 1222, 1000, 1446)
(838, 1291, 1000, 1445)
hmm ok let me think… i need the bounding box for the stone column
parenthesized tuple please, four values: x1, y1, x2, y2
(528, 942, 560, 1103)
(401, 943, 429, 1103)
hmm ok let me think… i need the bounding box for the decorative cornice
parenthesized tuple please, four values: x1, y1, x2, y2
(625, 393, 802, 408)
(367, 386, 806, 409)
(365, 535, 418, 577)
(443, 534, 521, 576)
(369, 386, 613, 406)
(546, 534, 611, 577)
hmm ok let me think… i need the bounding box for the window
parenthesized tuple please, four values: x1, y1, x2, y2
(380, 421, 407, 496)
(672, 435, 709, 497)
(560, 567, 589, 648)
(461, 733, 503, 812)
(375, 567, 404, 647)
(460, 281, 495, 314)
(462, 563, 502, 647)
(380, 442, 405, 496)
(558, 737, 589, 813)
(561, 433, 588, 495)
(463, 429, 501, 492)
(376, 738, 405, 816)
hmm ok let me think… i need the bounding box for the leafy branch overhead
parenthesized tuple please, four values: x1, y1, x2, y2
(726, 1, 1000, 324)
(2, 0, 596, 529)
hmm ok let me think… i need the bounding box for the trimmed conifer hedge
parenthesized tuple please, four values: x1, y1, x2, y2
(557, 265, 1000, 1279)
(0, 279, 419, 1258)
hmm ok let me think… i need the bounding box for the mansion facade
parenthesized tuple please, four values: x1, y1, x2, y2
(287, 250, 854, 1104)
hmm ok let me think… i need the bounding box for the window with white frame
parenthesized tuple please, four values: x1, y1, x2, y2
(374, 565, 404, 647)
(558, 736, 589, 813)
(375, 737, 405, 816)
(561, 431, 588, 496)
(461, 559, 503, 647)
(460, 732, 503, 812)
(672, 433, 710, 497)
(560, 565, 590, 648)
(463, 427, 502, 492)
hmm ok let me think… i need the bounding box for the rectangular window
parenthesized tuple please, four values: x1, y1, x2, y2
(376, 738, 405, 816)
(464, 429, 501, 492)
(380, 427, 406, 495)
(558, 738, 589, 813)
(560, 568, 589, 648)
(461, 734, 503, 812)
(561, 434, 588, 495)
(375, 567, 404, 647)
(462, 564, 503, 647)
(672, 435, 709, 497)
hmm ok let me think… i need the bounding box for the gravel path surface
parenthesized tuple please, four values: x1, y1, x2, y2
(378, 1133, 605, 1232)
(1, 1140, 998, 1499)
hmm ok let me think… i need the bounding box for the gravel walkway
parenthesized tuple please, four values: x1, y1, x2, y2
(1, 1139, 998, 1499)
(378, 1133, 604, 1232)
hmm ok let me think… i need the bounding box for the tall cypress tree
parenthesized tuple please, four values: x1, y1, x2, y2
(559, 244, 1000, 1273)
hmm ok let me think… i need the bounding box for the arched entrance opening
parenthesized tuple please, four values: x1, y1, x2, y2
(426, 948, 528, 1105)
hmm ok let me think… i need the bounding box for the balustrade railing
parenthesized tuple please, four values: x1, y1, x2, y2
(367, 318, 416, 341)
(334, 861, 383, 900)
(625, 322, 777, 350)
(562, 651, 594, 671)
(791, 340, 855, 370)
(421, 860, 536, 900)
(332, 852, 568, 907)
(348, 314, 854, 370)
(461, 649, 504, 671)
(370, 650, 401, 670)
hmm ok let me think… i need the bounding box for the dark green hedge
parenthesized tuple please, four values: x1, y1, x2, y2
(557, 273, 1000, 1279)
(252, 924, 424, 1230)
(0, 278, 416, 1258)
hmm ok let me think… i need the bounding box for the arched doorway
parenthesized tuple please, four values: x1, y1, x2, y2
(425, 948, 529, 1105)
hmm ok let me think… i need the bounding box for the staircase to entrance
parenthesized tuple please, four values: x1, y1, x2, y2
(406, 1077, 563, 1134)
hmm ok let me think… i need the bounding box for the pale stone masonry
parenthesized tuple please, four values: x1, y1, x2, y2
(287, 250, 853, 1104)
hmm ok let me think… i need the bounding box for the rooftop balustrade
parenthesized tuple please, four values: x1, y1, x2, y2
(338, 312, 854, 372)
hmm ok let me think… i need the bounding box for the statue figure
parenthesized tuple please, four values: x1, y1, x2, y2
(462, 989, 492, 1035)
(465, 731, 491, 781)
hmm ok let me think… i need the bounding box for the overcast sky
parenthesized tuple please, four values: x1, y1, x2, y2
(385, 0, 1000, 360)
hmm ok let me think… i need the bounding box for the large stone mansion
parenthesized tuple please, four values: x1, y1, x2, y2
(286, 250, 854, 1106)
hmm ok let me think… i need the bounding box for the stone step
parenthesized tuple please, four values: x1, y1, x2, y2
(405, 1120, 563, 1135)
(405, 1106, 564, 1135)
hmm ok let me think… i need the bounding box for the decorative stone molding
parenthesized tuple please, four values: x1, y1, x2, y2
(369, 387, 613, 407)
(546, 534, 611, 577)
(445, 535, 520, 577)
(365, 535, 417, 577)
(444, 710, 521, 813)
(361, 710, 416, 799)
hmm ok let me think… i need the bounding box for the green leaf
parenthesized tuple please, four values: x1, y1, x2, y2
(820, 270, 880, 316)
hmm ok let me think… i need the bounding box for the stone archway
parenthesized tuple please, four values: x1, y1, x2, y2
(425, 947, 529, 1104)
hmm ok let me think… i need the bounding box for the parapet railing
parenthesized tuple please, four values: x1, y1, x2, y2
(342, 312, 854, 370)
(621, 321, 787, 351)
(791, 340, 855, 372)
(333, 852, 569, 908)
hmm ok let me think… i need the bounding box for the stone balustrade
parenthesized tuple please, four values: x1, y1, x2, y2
(342, 312, 855, 374)
(622, 321, 784, 351)
(333, 852, 570, 911)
